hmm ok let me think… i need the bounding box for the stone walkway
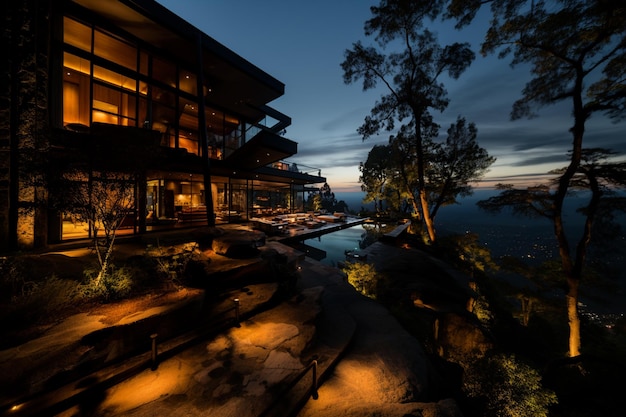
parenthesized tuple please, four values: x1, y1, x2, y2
(1, 222, 465, 417)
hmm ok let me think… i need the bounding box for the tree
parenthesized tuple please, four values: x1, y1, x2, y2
(55, 168, 136, 292)
(427, 116, 495, 221)
(359, 144, 393, 213)
(319, 182, 336, 212)
(359, 117, 495, 223)
(478, 150, 626, 355)
(447, 0, 626, 357)
(307, 182, 348, 213)
(342, 0, 475, 243)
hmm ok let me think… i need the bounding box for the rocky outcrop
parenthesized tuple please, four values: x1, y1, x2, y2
(434, 312, 493, 360)
(212, 229, 266, 258)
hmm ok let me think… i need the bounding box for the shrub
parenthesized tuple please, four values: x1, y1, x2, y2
(79, 264, 134, 301)
(0, 274, 79, 337)
(343, 261, 381, 299)
(462, 353, 557, 417)
(145, 241, 199, 287)
(0, 255, 32, 301)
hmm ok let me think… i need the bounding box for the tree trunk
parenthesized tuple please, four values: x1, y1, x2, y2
(419, 191, 436, 242)
(566, 277, 581, 357)
(553, 68, 586, 358)
(413, 113, 436, 243)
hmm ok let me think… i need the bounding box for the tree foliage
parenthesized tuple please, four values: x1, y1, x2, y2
(359, 144, 394, 213)
(307, 182, 348, 213)
(359, 117, 495, 223)
(343, 0, 475, 242)
(51, 167, 136, 292)
(448, 0, 626, 357)
(427, 116, 496, 219)
(462, 353, 558, 417)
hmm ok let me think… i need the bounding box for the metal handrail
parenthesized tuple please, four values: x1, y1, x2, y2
(258, 357, 319, 417)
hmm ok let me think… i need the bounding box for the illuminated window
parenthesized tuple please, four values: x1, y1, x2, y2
(93, 65, 136, 92)
(92, 83, 137, 126)
(64, 17, 92, 52)
(94, 29, 137, 71)
(63, 53, 90, 127)
(179, 98, 199, 155)
(179, 70, 197, 95)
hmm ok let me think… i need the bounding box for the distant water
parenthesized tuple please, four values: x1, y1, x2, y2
(336, 189, 626, 265)
(332, 190, 626, 321)
(335, 191, 376, 212)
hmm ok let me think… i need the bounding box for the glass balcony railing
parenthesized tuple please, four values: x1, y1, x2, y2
(270, 161, 322, 177)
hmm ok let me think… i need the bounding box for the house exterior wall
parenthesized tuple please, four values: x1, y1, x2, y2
(2, 0, 53, 251)
(1, 0, 324, 252)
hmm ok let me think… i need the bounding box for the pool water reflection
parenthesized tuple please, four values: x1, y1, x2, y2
(288, 223, 395, 266)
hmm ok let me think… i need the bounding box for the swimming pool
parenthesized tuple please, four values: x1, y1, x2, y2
(288, 222, 395, 266)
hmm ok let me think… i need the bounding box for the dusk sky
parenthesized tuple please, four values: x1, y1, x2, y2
(157, 0, 625, 192)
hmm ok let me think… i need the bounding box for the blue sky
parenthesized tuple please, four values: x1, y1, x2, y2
(156, 1, 625, 192)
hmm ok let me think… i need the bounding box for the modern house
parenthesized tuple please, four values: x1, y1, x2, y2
(2, 0, 325, 251)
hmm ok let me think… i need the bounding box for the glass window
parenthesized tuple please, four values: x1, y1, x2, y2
(94, 29, 137, 71)
(179, 69, 197, 95)
(178, 98, 199, 155)
(139, 50, 149, 76)
(138, 97, 149, 128)
(92, 83, 137, 126)
(152, 56, 176, 88)
(179, 132, 199, 155)
(179, 99, 199, 129)
(63, 53, 90, 127)
(93, 65, 136, 92)
(206, 107, 224, 159)
(64, 52, 90, 75)
(152, 85, 175, 106)
(64, 17, 92, 52)
(152, 102, 175, 146)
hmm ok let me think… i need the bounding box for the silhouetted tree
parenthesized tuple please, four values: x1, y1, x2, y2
(360, 117, 495, 224)
(307, 182, 348, 213)
(448, 0, 626, 358)
(342, 0, 475, 243)
(479, 149, 626, 356)
(427, 116, 495, 221)
(360, 145, 393, 213)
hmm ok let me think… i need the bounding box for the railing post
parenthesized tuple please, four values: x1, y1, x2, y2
(150, 333, 158, 370)
(233, 298, 240, 326)
(311, 359, 318, 399)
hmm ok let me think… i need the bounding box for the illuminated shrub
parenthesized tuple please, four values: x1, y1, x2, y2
(462, 353, 557, 417)
(80, 264, 134, 300)
(343, 261, 380, 299)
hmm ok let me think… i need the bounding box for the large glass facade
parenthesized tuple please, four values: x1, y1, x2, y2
(57, 12, 313, 241)
(60, 16, 256, 160)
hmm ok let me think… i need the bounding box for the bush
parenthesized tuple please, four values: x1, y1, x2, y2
(0, 255, 31, 301)
(462, 353, 558, 417)
(0, 274, 79, 339)
(79, 264, 134, 301)
(343, 261, 381, 299)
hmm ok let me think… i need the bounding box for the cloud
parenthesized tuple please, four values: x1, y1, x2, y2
(509, 154, 569, 167)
